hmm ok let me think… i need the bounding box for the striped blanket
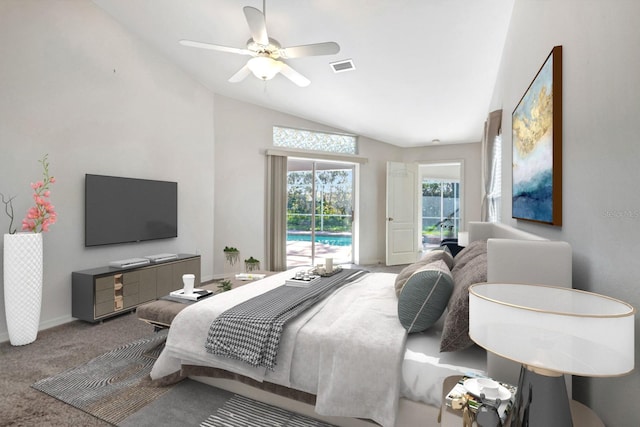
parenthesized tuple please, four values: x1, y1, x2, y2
(204, 269, 367, 369)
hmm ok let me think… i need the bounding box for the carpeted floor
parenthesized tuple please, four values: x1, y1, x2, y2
(119, 379, 336, 427)
(27, 328, 336, 427)
(1, 264, 402, 426)
(0, 311, 154, 427)
(31, 330, 170, 425)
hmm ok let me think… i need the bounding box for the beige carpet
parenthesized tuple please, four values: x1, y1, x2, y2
(1, 264, 402, 427)
(31, 330, 170, 425)
(0, 312, 154, 427)
(15, 323, 338, 427)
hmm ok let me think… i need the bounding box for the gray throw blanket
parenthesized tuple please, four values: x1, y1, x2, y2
(205, 269, 367, 369)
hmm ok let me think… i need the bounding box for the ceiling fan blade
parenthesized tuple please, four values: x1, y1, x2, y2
(228, 65, 252, 83)
(279, 62, 311, 87)
(243, 6, 269, 46)
(179, 40, 252, 56)
(279, 42, 340, 59)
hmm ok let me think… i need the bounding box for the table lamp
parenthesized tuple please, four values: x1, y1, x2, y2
(469, 283, 635, 427)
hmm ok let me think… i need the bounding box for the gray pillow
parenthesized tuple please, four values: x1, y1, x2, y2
(394, 248, 454, 297)
(397, 260, 454, 333)
(440, 252, 488, 352)
(423, 246, 454, 269)
(451, 240, 487, 273)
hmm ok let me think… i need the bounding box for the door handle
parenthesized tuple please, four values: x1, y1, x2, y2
(387, 217, 394, 221)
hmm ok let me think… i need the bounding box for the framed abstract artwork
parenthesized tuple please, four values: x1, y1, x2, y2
(512, 45, 562, 226)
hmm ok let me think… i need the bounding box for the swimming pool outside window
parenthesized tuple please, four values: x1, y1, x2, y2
(286, 158, 354, 267)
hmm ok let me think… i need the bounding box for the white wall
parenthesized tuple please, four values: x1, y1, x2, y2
(491, 1, 640, 425)
(0, 1, 483, 345)
(0, 1, 215, 341)
(419, 163, 461, 181)
(402, 143, 483, 229)
(212, 95, 402, 269)
(212, 95, 484, 270)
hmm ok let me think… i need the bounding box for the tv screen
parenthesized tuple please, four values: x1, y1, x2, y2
(85, 174, 178, 247)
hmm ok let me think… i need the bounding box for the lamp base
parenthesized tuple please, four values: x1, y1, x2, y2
(510, 365, 572, 427)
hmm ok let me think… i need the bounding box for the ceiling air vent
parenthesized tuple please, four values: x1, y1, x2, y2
(330, 59, 355, 73)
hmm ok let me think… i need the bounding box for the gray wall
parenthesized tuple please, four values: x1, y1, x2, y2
(213, 95, 483, 269)
(212, 94, 403, 268)
(491, 1, 640, 425)
(0, 1, 484, 342)
(0, 1, 216, 341)
(403, 143, 483, 230)
(1, 0, 487, 401)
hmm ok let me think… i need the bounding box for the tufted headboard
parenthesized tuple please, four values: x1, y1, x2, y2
(467, 222, 573, 391)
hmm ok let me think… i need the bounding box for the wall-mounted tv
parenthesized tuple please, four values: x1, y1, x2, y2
(85, 174, 178, 247)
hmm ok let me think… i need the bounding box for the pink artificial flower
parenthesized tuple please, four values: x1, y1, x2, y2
(21, 154, 57, 233)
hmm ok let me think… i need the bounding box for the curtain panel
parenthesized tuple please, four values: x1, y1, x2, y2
(265, 154, 288, 271)
(480, 109, 503, 222)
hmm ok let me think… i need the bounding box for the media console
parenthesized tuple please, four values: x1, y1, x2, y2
(72, 254, 200, 323)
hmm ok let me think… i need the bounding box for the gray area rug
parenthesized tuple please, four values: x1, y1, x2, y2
(31, 330, 170, 425)
(200, 394, 336, 427)
(31, 330, 336, 426)
(121, 379, 336, 427)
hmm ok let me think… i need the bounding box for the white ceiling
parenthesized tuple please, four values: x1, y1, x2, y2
(92, 0, 514, 147)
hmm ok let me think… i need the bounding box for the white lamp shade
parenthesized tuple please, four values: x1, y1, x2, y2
(247, 56, 281, 80)
(469, 283, 635, 377)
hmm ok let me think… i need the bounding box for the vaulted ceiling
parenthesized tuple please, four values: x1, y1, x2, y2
(93, 0, 514, 147)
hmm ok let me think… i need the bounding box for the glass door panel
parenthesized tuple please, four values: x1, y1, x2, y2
(420, 161, 462, 251)
(287, 159, 314, 267)
(287, 159, 354, 267)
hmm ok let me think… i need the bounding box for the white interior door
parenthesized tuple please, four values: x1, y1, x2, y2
(386, 161, 420, 265)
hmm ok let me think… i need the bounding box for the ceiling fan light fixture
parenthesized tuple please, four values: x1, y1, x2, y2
(180, 3, 339, 87)
(247, 56, 281, 80)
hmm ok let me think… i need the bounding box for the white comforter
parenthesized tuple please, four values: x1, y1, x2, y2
(150, 269, 407, 427)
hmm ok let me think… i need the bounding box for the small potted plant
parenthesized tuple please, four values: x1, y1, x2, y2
(223, 246, 241, 275)
(223, 246, 240, 265)
(217, 279, 233, 292)
(244, 256, 260, 272)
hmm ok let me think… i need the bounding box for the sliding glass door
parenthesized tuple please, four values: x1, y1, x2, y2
(420, 162, 462, 250)
(286, 159, 354, 267)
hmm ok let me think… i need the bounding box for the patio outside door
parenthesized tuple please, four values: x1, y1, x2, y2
(286, 158, 354, 267)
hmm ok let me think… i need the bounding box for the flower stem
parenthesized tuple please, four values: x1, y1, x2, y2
(0, 192, 17, 234)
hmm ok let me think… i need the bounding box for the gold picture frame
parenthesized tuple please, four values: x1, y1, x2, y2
(512, 45, 563, 226)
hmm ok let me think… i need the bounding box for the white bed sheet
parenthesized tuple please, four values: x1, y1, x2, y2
(151, 269, 407, 427)
(151, 269, 487, 424)
(400, 315, 486, 407)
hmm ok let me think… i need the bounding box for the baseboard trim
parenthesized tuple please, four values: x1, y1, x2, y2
(0, 314, 74, 345)
(201, 274, 215, 282)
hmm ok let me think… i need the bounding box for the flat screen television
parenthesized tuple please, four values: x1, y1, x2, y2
(85, 174, 178, 247)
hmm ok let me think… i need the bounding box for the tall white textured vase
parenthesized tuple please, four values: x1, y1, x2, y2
(3, 232, 43, 346)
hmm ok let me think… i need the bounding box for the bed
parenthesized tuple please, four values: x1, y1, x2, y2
(149, 222, 572, 426)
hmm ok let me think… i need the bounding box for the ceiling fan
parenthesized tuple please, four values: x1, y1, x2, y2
(179, 2, 340, 87)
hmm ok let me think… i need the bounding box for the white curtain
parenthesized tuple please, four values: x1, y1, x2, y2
(265, 154, 288, 271)
(481, 109, 503, 222)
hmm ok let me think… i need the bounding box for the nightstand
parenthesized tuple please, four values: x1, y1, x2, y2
(439, 376, 604, 426)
